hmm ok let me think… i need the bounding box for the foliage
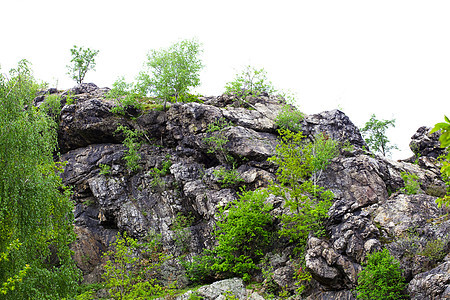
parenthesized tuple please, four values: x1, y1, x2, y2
(65, 92, 76, 105)
(430, 115, 450, 207)
(40, 94, 61, 120)
(172, 213, 194, 254)
(355, 248, 407, 300)
(419, 237, 448, 262)
(148, 155, 172, 190)
(99, 163, 111, 176)
(360, 114, 398, 157)
(203, 118, 234, 164)
(213, 167, 244, 188)
(306, 133, 339, 187)
(275, 105, 305, 132)
(0, 240, 30, 296)
(400, 172, 420, 195)
(183, 250, 217, 284)
(106, 77, 143, 116)
(224, 65, 276, 100)
(115, 125, 142, 172)
(188, 291, 204, 300)
(268, 129, 334, 253)
(101, 231, 173, 300)
(0, 60, 80, 299)
(169, 93, 204, 104)
(140, 39, 203, 110)
(211, 189, 273, 281)
(222, 290, 238, 300)
(185, 190, 273, 283)
(66, 45, 99, 84)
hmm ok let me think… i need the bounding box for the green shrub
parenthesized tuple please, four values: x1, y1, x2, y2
(115, 125, 142, 172)
(149, 155, 172, 190)
(185, 190, 273, 283)
(275, 105, 304, 132)
(213, 166, 244, 188)
(65, 92, 76, 105)
(400, 171, 420, 195)
(419, 238, 448, 262)
(306, 133, 340, 187)
(172, 212, 194, 254)
(141, 39, 204, 110)
(224, 65, 276, 100)
(211, 189, 273, 281)
(203, 118, 234, 164)
(40, 94, 61, 119)
(268, 129, 335, 253)
(360, 114, 398, 157)
(101, 231, 173, 299)
(431, 116, 450, 207)
(107, 77, 143, 116)
(99, 163, 111, 176)
(183, 249, 217, 284)
(355, 248, 407, 300)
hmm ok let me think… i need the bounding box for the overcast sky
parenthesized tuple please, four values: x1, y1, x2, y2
(1, 0, 449, 159)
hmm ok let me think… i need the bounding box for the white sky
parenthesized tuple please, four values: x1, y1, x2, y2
(1, 0, 449, 159)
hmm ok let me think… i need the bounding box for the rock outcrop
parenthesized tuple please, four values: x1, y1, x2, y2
(40, 83, 450, 299)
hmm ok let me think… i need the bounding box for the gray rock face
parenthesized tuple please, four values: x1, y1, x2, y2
(58, 87, 121, 153)
(305, 236, 362, 290)
(409, 126, 445, 159)
(55, 84, 449, 298)
(373, 194, 446, 237)
(407, 261, 450, 300)
(302, 109, 367, 148)
(305, 290, 356, 300)
(321, 154, 389, 220)
(193, 278, 247, 300)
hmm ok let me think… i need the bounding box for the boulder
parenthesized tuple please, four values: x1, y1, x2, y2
(58, 95, 121, 153)
(407, 261, 450, 300)
(302, 109, 367, 148)
(175, 278, 247, 300)
(409, 126, 445, 159)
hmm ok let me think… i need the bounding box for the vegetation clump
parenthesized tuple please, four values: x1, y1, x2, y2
(431, 115, 450, 207)
(400, 171, 420, 195)
(149, 155, 172, 190)
(106, 77, 143, 116)
(275, 105, 305, 132)
(268, 130, 336, 254)
(203, 118, 233, 162)
(354, 248, 407, 300)
(186, 190, 273, 283)
(115, 125, 142, 172)
(224, 65, 276, 100)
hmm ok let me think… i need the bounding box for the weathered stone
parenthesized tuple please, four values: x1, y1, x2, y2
(305, 237, 362, 289)
(373, 194, 447, 237)
(302, 109, 367, 149)
(58, 97, 122, 153)
(407, 261, 450, 300)
(194, 278, 247, 300)
(320, 154, 389, 221)
(409, 126, 445, 160)
(305, 290, 356, 300)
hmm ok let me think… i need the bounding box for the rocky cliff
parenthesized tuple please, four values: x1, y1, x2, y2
(41, 83, 449, 299)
